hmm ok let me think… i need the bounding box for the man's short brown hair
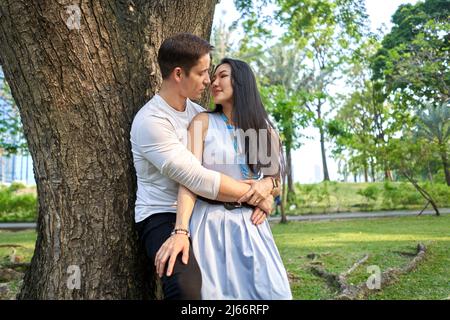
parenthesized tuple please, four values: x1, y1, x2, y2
(157, 33, 213, 79)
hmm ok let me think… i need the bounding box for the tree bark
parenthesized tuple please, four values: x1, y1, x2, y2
(0, 0, 216, 299)
(286, 145, 295, 198)
(319, 126, 330, 181)
(317, 103, 330, 181)
(384, 166, 393, 181)
(280, 165, 288, 224)
(370, 157, 376, 182)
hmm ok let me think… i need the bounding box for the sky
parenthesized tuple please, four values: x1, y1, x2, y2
(212, 0, 419, 183)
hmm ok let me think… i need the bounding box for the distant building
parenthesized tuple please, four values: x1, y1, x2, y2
(0, 153, 35, 185)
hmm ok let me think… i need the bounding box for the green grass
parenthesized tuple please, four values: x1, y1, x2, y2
(1, 215, 449, 300)
(271, 214, 450, 300)
(0, 229, 37, 263)
(0, 229, 37, 299)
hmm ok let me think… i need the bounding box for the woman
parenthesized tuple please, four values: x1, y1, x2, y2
(159, 58, 292, 300)
(178, 59, 292, 300)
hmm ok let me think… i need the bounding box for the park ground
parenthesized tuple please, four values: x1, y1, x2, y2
(1, 214, 449, 300)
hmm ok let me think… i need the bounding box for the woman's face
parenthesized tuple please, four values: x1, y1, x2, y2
(210, 63, 233, 105)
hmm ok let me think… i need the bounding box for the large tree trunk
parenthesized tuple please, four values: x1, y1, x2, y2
(0, 0, 216, 299)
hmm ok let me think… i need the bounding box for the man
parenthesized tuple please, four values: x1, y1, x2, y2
(131, 33, 277, 300)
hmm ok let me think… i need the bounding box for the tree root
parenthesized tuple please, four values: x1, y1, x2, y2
(310, 243, 427, 300)
(0, 245, 25, 248)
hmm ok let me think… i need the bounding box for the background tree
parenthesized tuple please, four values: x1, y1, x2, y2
(372, 0, 450, 108)
(386, 135, 441, 216)
(0, 0, 217, 299)
(329, 37, 398, 183)
(414, 101, 450, 186)
(258, 44, 313, 201)
(235, 0, 369, 181)
(370, 0, 450, 186)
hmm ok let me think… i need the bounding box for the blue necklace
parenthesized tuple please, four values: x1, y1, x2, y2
(219, 112, 260, 180)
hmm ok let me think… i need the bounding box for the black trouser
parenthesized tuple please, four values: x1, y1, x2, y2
(135, 212, 202, 300)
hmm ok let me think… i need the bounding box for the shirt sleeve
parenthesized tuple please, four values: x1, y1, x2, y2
(133, 114, 221, 199)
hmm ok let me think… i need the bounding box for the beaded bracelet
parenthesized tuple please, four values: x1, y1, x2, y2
(171, 228, 190, 237)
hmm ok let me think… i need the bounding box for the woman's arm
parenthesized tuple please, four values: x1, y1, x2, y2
(173, 112, 209, 230)
(155, 112, 208, 277)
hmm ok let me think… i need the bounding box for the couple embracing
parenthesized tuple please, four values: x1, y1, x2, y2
(131, 33, 292, 300)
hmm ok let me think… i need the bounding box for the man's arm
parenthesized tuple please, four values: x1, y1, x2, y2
(133, 114, 222, 199)
(133, 114, 273, 211)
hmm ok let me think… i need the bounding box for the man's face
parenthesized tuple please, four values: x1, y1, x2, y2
(180, 54, 211, 100)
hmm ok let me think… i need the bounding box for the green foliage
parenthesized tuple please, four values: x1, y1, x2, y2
(415, 100, 450, 143)
(292, 181, 449, 214)
(422, 182, 450, 207)
(382, 181, 423, 209)
(372, 0, 450, 107)
(0, 184, 37, 222)
(8, 181, 26, 192)
(357, 185, 380, 202)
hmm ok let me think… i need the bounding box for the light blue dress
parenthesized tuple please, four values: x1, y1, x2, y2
(189, 113, 292, 300)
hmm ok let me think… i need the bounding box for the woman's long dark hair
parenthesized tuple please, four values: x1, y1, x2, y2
(210, 58, 285, 179)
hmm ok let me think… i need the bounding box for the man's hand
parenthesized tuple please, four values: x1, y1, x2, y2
(154, 234, 190, 277)
(237, 178, 273, 206)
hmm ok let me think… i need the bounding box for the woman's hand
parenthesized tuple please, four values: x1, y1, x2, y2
(237, 178, 273, 206)
(251, 196, 274, 225)
(154, 233, 190, 277)
(251, 207, 268, 225)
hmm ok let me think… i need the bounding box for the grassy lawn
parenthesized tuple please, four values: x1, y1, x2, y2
(0, 215, 449, 300)
(271, 214, 450, 300)
(0, 230, 36, 262)
(0, 229, 37, 299)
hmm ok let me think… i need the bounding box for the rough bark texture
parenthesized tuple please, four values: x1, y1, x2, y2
(0, 0, 216, 299)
